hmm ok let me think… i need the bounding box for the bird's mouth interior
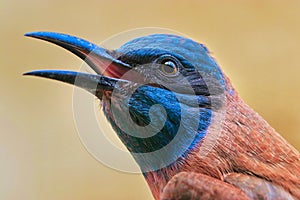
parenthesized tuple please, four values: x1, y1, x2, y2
(76, 48, 130, 79)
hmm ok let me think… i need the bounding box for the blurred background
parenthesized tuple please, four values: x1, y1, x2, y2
(1, 1, 300, 199)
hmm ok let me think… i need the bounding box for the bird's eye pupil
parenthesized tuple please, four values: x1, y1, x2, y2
(160, 60, 178, 76)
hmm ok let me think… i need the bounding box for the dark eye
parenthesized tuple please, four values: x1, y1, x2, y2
(159, 59, 178, 76)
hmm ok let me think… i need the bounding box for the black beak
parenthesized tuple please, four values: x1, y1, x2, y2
(23, 31, 132, 97)
(23, 70, 129, 97)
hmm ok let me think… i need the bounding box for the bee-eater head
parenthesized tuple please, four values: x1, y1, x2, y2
(24, 32, 226, 171)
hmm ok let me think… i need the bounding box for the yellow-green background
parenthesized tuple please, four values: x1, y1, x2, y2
(1, 1, 300, 199)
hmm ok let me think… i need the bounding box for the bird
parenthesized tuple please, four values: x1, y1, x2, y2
(24, 31, 300, 200)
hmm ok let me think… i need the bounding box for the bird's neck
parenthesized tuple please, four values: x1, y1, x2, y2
(143, 77, 300, 200)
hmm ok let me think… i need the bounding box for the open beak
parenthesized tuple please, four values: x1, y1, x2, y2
(23, 31, 132, 98)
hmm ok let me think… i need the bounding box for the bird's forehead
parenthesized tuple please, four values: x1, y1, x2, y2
(117, 34, 209, 56)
